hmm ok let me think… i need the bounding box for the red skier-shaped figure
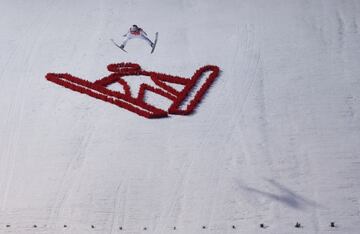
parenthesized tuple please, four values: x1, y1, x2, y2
(46, 63, 220, 118)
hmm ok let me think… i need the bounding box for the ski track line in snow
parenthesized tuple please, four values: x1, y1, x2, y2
(1, 88, 27, 211)
(118, 183, 129, 232)
(227, 23, 260, 121)
(166, 155, 197, 230)
(47, 1, 110, 224)
(335, 9, 345, 55)
(0, 11, 47, 210)
(186, 23, 265, 230)
(0, 46, 17, 84)
(226, 14, 318, 227)
(0, 35, 25, 214)
(190, 25, 258, 185)
(1, 1, 360, 233)
(162, 158, 195, 231)
(225, 37, 262, 147)
(155, 162, 186, 233)
(47, 122, 96, 226)
(5, 1, 59, 188)
(108, 182, 124, 234)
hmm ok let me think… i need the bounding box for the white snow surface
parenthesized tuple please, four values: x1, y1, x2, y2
(0, 0, 360, 233)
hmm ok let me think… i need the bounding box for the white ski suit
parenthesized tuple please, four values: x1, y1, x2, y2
(121, 26, 153, 48)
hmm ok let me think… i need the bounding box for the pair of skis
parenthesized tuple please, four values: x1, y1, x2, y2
(111, 32, 158, 54)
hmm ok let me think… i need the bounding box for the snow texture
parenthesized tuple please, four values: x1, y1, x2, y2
(0, 0, 360, 233)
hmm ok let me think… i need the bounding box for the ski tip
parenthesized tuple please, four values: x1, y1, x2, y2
(151, 33, 158, 54)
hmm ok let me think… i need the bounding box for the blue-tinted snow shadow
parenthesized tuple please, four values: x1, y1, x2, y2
(239, 179, 322, 210)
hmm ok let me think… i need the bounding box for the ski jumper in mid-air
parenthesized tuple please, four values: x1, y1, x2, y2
(120, 25, 154, 49)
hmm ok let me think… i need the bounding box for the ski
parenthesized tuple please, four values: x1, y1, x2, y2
(110, 39, 127, 53)
(151, 32, 158, 54)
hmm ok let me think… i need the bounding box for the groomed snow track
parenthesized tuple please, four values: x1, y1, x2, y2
(0, 0, 359, 233)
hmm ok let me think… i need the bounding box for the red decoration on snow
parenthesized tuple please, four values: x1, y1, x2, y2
(46, 63, 220, 118)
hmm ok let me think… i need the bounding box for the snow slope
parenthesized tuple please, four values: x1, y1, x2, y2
(0, 0, 359, 233)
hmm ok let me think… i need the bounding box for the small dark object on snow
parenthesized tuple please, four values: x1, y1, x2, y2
(33, 225, 37, 228)
(119, 226, 123, 230)
(64, 225, 67, 228)
(91, 225, 95, 229)
(330, 222, 336, 227)
(143, 227, 147, 230)
(232, 225, 236, 229)
(202, 226, 206, 229)
(173, 226, 176, 230)
(260, 223, 265, 228)
(6, 224, 10, 228)
(295, 222, 301, 228)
